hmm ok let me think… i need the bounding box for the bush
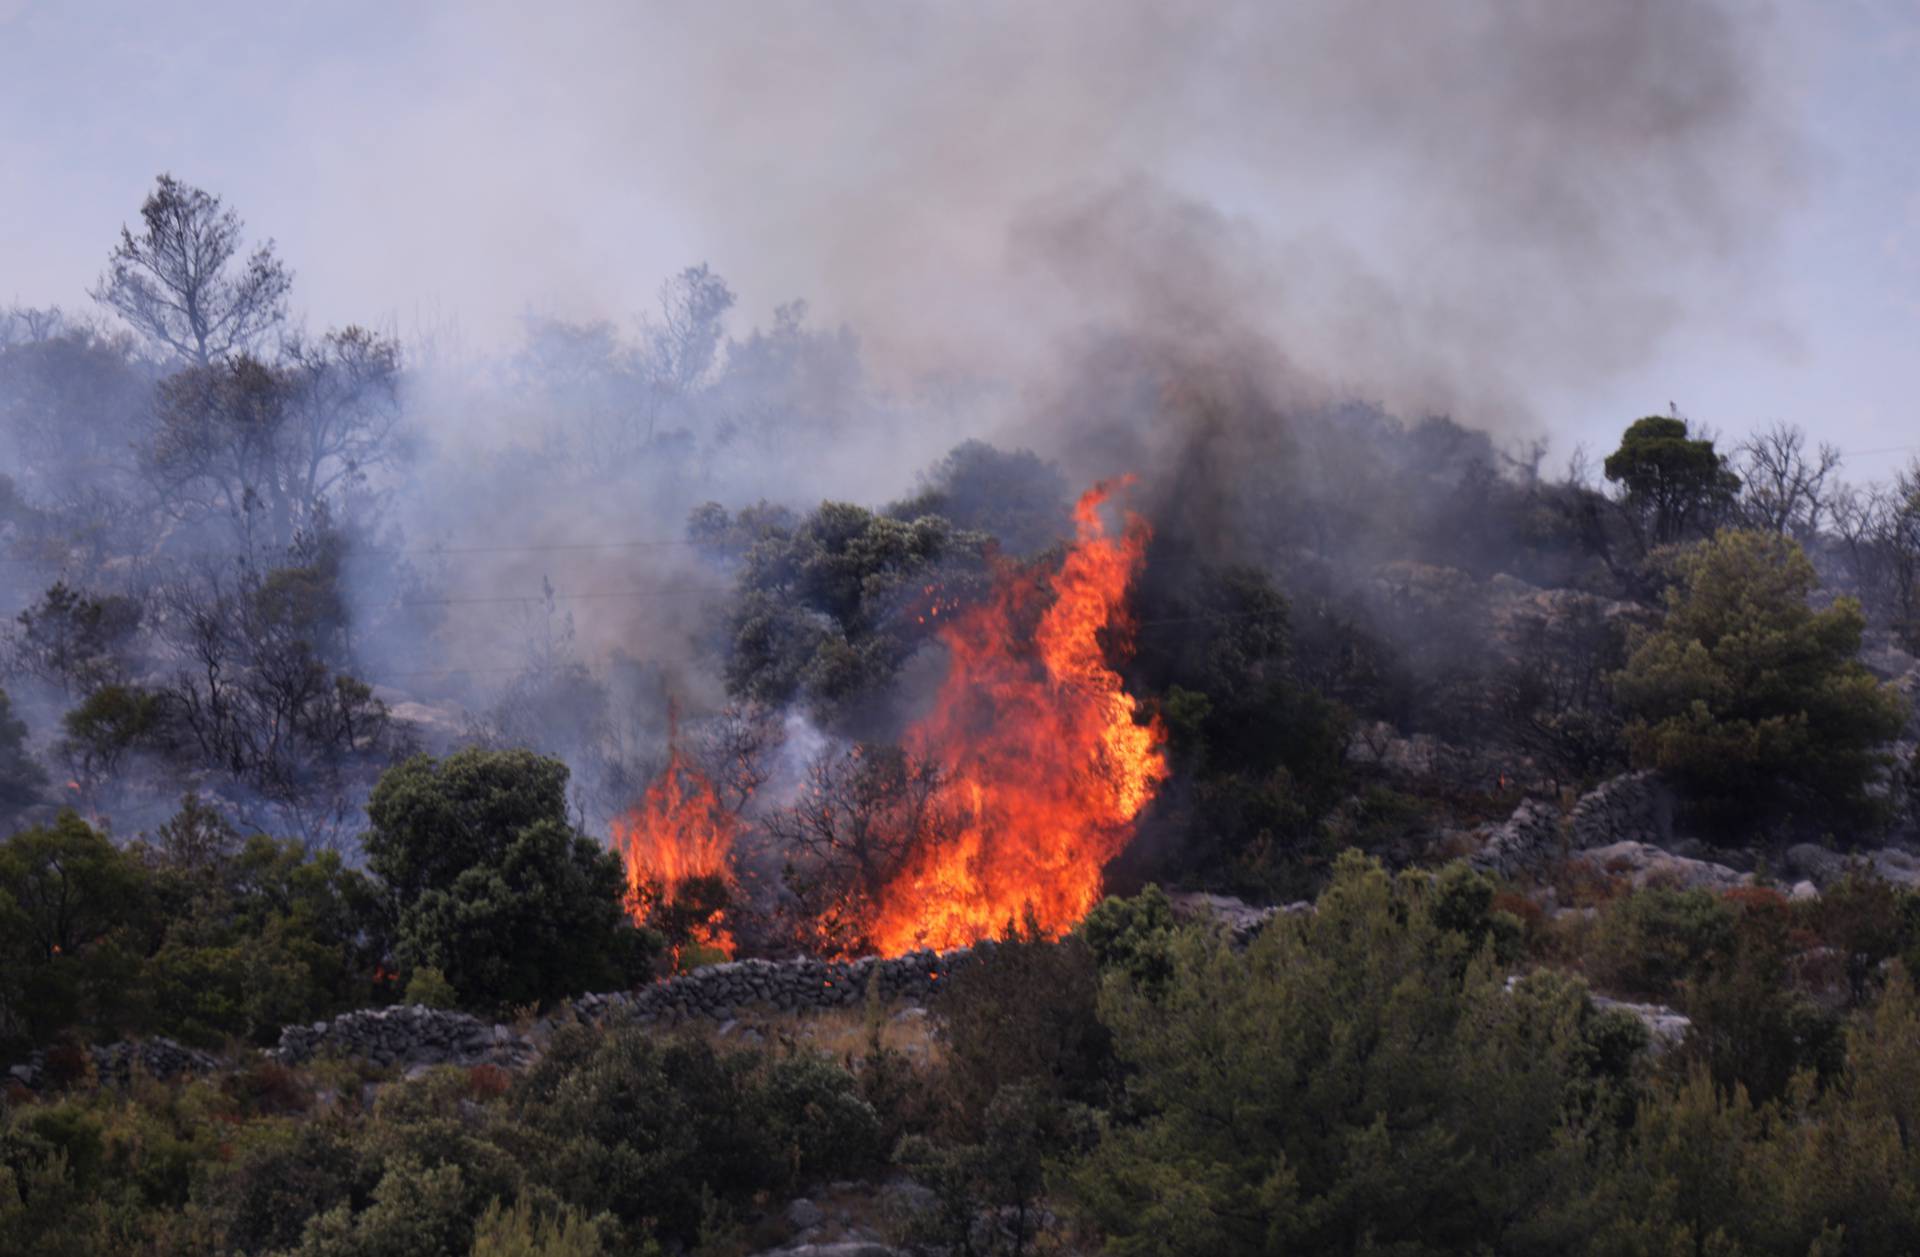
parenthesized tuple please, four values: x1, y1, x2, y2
(404, 967, 458, 1010)
(938, 920, 1117, 1130)
(1587, 886, 1733, 999)
(1071, 851, 1626, 1255)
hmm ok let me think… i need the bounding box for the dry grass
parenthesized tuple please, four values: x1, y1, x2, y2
(671, 999, 947, 1070)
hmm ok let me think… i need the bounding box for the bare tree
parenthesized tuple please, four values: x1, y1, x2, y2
(644, 263, 735, 398)
(150, 557, 399, 845)
(696, 702, 784, 814)
(763, 741, 954, 949)
(1831, 466, 1920, 651)
(0, 304, 66, 348)
(1736, 422, 1841, 538)
(92, 174, 292, 366)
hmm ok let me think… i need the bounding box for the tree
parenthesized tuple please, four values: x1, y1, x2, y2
(363, 750, 657, 1010)
(762, 742, 954, 953)
(1735, 421, 1840, 539)
(718, 501, 991, 718)
(92, 174, 291, 366)
(147, 557, 398, 844)
(889, 440, 1071, 556)
(1614, 530, 1909, 834)
(0, 321, 152, 515)
(644, 263, 735, 397)
(145, 327, 402, 550)
(1832, 462, 1920, 652)
(0, 687, 47, 831)
(7, 582, 144, 697)
(1603, 415, 1738, 549)
(0, 813, 150, 1046)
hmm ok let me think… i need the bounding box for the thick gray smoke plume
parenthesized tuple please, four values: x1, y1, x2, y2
(376, 0, 1798, 427)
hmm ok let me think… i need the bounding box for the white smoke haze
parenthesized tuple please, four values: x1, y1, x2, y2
(0, 0, 1818, 841)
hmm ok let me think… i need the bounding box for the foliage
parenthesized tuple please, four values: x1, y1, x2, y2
(91, 173, 292, 366)
(1588, 885, 1734, 999)
(1604, 415, 1739, 548)
(59, 683, 165, 783)
(711, 499, 992, 719)
(889, 439, 1072, 556)
(1079, 884, 1178, 992)
(0, 797, 386, 1055)
(938, 920, 1117, 1127)
(7, 582, 143, 696)
(1614, 529, 1909, 834)
(365, 750, 658, 1011)
(509, 1028, 879, 1247)
(1128, 564, 1351, 896)
(470, 1196, 620, 1257)
(0, 813, 148, 1049)
(403, 967, 459, 1010)
(0, 687, 46, 831)
(1072, 851, 1623, 1255)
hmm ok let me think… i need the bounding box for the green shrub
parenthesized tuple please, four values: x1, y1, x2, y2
(404, 967, 458, 1010)
(1588, 886, 1734, 998)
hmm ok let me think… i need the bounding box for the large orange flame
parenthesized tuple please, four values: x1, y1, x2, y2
(611, 731, 738, 958)
(865, 477, 1167, 954)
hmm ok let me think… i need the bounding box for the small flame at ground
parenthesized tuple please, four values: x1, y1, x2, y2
(611, 731, 738, 958)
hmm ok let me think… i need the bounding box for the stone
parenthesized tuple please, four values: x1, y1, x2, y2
(785, 1198, 826, 1231)
(1567, 771, 1673, 852)
(1592, 996, 1691, 1053)
(1470, 797, 1563, 877)
(1572, 840, 1750, 892)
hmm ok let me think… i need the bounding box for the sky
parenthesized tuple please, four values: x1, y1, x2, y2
(1, 0, 1915, 483)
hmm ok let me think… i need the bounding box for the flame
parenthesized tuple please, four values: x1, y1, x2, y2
(611, 729, 738, 959)
(865, 478, 1167, 954)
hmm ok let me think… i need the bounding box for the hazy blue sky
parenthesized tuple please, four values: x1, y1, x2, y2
(2, 1, 1914, 481)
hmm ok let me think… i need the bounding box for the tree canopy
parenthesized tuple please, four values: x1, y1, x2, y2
(1614, 529, 1909, 834)
(364, 749, 657, 1010)
(1604, 415, 1739, 548)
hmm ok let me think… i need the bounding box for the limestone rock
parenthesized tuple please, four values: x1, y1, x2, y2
(1572, 840, 1750, 892)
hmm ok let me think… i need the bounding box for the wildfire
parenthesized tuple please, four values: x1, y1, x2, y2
(866, 477, 1168, 954)
(610, 729, 738, 959)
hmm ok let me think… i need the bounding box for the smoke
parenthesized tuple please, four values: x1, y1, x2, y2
(0, 0, 1807, 844)
(330, 1, 1798, 425)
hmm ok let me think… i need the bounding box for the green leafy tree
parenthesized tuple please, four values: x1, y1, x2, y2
(713, 500, 991, 718)
(1614, 529, 1909, 833)
(1603, 415, 1739, 548)
(364, 750, 657, 1010)
(0, 813, 150, 1047)
(59, 683, 165, 784)
(139, 825, 387, 1047)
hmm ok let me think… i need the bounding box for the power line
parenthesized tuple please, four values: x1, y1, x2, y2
(389, 583, 733, 607)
